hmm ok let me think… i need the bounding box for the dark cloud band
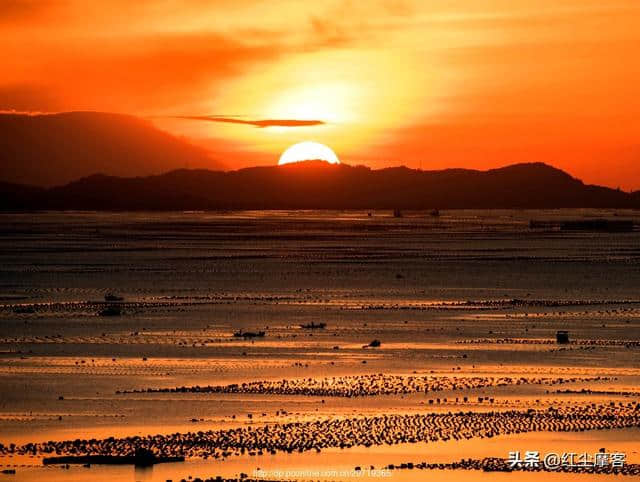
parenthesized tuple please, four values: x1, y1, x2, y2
(173, 115, 325, 128)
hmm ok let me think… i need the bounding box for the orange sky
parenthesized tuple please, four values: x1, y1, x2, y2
(3, 0, 640, 189)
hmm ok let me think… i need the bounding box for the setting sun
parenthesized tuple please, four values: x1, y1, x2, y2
(278, 141, 340, 166)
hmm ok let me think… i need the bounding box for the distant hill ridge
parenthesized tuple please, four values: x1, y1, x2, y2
(2, 161, 640, 210)
(0, 111, 222, 187)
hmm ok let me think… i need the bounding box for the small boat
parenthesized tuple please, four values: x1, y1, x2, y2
(556, 330, 570, 344)
(365, 339, 381, 348)
(99, 305, 122, 317)
(43, 450, 184, 467)
(300, 322, 326, 329)
(233, 330, 265, 339)
(104, 293, 124, 302)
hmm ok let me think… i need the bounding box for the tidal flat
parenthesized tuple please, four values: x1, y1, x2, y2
(1, 209, 639, 481)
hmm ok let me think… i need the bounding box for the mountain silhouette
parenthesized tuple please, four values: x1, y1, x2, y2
(1, 161, 638, 210)
(0, 111, 222, 187)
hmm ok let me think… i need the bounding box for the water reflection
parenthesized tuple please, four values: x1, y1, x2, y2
(134, 464, 153, 482)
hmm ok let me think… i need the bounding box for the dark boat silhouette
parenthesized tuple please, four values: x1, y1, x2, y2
(99, 305, 122, 317)
(233, 330, 265, 339)
(104, 293, 124, 302)
(43, 449, 183, 466)
(300, 322, 326, 329)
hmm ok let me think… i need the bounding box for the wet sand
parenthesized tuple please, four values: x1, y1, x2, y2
(1, 210, 639, 481)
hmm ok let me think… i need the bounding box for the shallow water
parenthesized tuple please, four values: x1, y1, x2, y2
(1, 210, 639, 480)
